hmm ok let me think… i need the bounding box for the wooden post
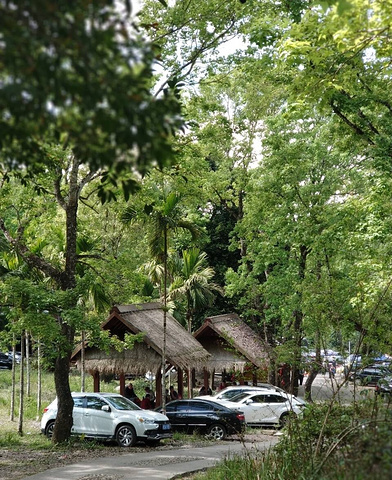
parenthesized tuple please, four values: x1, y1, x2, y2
(177, 368, 184, 399)
(93, 371, 100, 392)
(156, 369, 162, 407)
(203, 368, 209, 388)
(119, 373, 125, 396)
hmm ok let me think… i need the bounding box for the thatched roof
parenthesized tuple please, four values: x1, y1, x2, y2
(194, 313, 270, 372)
(73, 302, 210, 375)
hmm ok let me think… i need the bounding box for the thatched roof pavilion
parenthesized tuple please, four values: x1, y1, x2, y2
(194, 313, 270, 386)
(72, 302, 210, 402)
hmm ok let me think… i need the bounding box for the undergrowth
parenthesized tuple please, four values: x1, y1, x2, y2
(191, 398, 392, 480)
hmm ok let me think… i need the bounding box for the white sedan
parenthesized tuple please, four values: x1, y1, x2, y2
(214, 390, 306, 427)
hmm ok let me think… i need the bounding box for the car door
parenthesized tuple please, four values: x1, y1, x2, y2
(238, 394, 271, 425)
(71, 396, 87, 434)
(166, 401, 189, 431)
(82, 396, 114, 436)
(262, 394, 290, 423)
(186, 401, 212, 428)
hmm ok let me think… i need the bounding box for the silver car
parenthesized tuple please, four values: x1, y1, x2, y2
(41, 392, 172, 447)
(213, 390, 306, 427)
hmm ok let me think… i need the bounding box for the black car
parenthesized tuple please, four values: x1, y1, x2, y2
(352, 364, 392, 386)
(0, 352, 12, 370)
(163, 398, 245, 440)
(375, 375, 392, 395)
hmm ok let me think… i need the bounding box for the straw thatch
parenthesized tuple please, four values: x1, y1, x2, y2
(73, 302, 210, 375)
(194, 313, 270, 372)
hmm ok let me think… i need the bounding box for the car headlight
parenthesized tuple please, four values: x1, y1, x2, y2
(138, 417, 157, 424)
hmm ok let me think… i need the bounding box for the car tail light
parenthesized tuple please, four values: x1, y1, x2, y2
(236, 413, 245, 421)
(43, 407, 49, 413)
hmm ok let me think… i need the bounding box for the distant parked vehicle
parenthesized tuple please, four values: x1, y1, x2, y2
(195, 384, 286, 402)
(41, 392, 172, 447)
(375, 375, 392, 395)
(350, 364, 392, 386)
(213, 390, 306, 428)
(0, 352, 12, 369)
(162, 398, 245, 440)
(7, 351, 21, 364)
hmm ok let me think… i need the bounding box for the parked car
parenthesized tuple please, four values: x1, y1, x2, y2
(195, 384, 286, 402)
(41, 392, 172, 447)
(7, 351, 21, 364)
(213, 390, 306, 428)
(350, 364, 392, 386)
(375, 375, 392, 395)
(162, 398, 245, 440)
(0, 352, 12, 369)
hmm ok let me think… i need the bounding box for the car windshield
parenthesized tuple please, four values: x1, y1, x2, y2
(105, 395, 141, 411)
(227, 392, 254, 402)
(215, 390, 246, 400)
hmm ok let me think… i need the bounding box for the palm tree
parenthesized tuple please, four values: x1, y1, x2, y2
(168, 247, 223, 398)
(123, 187, 200, 410)
(169, 248, 223, 334)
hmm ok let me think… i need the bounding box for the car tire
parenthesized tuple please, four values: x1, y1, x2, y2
(115, 424, 137, 447)
(207, 423, 226, 440)
(279, 412, 296, 428)
(45, 421, 55, 439)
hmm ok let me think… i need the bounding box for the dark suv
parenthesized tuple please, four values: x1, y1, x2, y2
(163, 398, 245, 440)
(0, 352, 12, 369)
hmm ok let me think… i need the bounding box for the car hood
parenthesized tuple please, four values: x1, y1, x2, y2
(133, 410, 169, 421)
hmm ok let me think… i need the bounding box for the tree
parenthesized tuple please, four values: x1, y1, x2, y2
(0, 152, 112, 442)
(0, 1, 183, 200)
(122, 179, 201, 409)
(0, 0, 184, 443)
(169, 247, 223, 333)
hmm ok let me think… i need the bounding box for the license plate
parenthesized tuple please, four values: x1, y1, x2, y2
(162, 424, 170, 430)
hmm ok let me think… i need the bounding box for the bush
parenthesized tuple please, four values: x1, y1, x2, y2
(191, 398, 392, 480)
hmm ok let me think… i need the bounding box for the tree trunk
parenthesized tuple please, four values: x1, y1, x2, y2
(52, 323, 74, 444)
(36, 340, 42, 421)
(18, 331, 25, 435)
(304, 333, 322, 402)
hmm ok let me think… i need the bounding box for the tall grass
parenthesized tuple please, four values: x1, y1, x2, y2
(190, 398, 392, 480)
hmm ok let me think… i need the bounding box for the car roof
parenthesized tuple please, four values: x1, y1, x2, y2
(166, 398, 234, 409)
(71, 392, 120, 397)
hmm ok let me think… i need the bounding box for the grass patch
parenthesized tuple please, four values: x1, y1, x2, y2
(188, 398, 392, 480)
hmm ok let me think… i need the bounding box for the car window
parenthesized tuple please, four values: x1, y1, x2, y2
(73, 397, 85, 408)
(188, 402, 210, 412)
(213, 404, 229, 412)
(106, 395, 141, 411)
(248, 395, 267, 403)
(87, 397, 108, 410)
(265, 394, 286, 403)
(176, 402, 190, 412)
(219, 389, 246, 400)
(229, 392, 252, 402)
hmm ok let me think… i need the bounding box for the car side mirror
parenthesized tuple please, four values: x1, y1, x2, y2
(245, 399, 254, 405)
(101, 405, 110, 412)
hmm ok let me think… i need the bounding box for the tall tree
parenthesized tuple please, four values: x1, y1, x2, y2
(122, 180, 201, 408)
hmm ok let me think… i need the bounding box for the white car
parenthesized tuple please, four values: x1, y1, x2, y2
(196, 384, 286, 402)
(212, 390, 306, 427)
(41, 392, 172, 447)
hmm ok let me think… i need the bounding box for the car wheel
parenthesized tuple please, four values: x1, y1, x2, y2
(115, 424, 137, 447)
(279, 412, 296, 428)
(45, 421, 55, 439)
(207, 423, 226, 440)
